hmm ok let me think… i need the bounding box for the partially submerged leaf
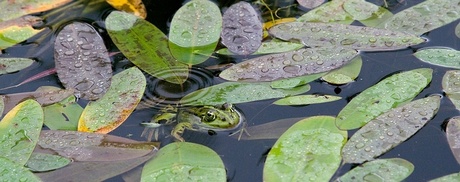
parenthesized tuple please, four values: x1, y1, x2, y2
(0, 157, 41, 182)
(0, 0, 72, 22)
(221, 1, 262, 55)
(429, 172, 460, 182)
(336, 158, 414, 181)
(78, 67, 146, 133)
(270, 72, 325, 89)
(106, 0, 147, 18)
(106, 11, 189, 84)
(220, 47, 357, 82)
(358, 7, 393, 27)
(235, 117, 304, 140)
(216, 41, 304, 55)
(263, 116, 347, 182)
(43, 95, 83, 130)
(342, 0, 379, 20)
(322, 55, 362, 85)
(273, 94, 341, 106)
(0, 58, 34, 75)
(442, 70, 460, 110)
(296, 0, 353, 24)
(141, 142, 226, 182)
(25, 153, 71, 172)
(297, 0, 325, 9)
(446, 117, 460, 164)
(336, 68, 432, 130)
(269, 22, 425, 51)
(456, 22, 460, 39)
(169, 0, 222, 64)
(342, 95, 441, 164)
(0, 15, 44, 50)
(414, 48, 460, 69)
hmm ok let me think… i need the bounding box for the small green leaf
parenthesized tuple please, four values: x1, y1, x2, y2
(414, 48, 460, 68)
(273, 94, 341, 105)
(443, 70, 460, 110)
(342, 0, 379, 20)
(169, 0, 222, 64)
(446, 117, 460, 164)
(263, 116, 347, 182)
(342, 95, 441, 163)
(0, 58, 34, 75)
(141, 142, 226, 182)
(322, 55, 362, 85)
(43, 95, 83, 131)
(0, 16, 44, 50)
(26, 153, 71, 172)
(336, 158, 414, 181)
(216, 41, 304, 56)
(0, 157, 41, 182)
(336, 68, 432, 130)
(106, 11, 189, 84)
(270, 72, 324, 89)
(359, 7, 393, 27)
(297, 0, 353, 24)
(429, 172, 460, 182)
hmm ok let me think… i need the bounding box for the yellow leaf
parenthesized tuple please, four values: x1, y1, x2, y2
(106, 0, 147, 19)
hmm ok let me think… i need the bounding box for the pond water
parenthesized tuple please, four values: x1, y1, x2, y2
(1, 0, 460, 181)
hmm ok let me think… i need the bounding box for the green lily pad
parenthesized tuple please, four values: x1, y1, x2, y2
(342, 95, 441, 163)
(219, 47, 357, 82)
(43, 94, 83, 131)
(264, 116, 347, 182)
(322, 55, 362, 85)
(270, 72, 325, 89)
(442, 70, 460, 110)
(337, 158, 414, 181)
(0, 15, 44, 50)
(429, 172, 460, 182)
(414, 48, 460, 68)
(0, 0, 72, 22)
(169, 0, 222, 64)
(336, 68, 432, 130)
(297, 0, 353, 24)
(26, 153, 71, 172)
(106, 11, 189, 84)
(269, 22, 425, 51)
(141, 142, 226, 182)
(446, 117, 460, 164)
(0, 157, 41, 182)
(0, 58, 34, 75)
(343, 0, 379, 20)
(216, 41, 304, 56)
(273, 94, 341, 105)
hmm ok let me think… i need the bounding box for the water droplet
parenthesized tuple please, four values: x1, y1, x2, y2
(340, 39, 357, 46)
(292, 54, 304, 62)
(355, 143, 365, 149)
(368, 38, 377, 43)
(233, 35, 249, 44)
(283, 65, 301, 74)
(316, 60, 324, 65)
(64, 50, 75, 55)
(67, 38, 74, 42)
(181, 31, 192, 39)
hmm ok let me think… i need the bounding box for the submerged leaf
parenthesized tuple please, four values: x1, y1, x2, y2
(141, 142, 226, 182)
(264, 116, 347, 182)
(221, 1, 262, 55)
(322, 55, 362, 85)
(0, 0, 71, 22)
(297, 0, 353, 23)
(220, 47, 357, 82)
(169, 0, 222, 64)
(26, 153, 71, 172)
(0, 157, 41, 182)
(273, 94, 341, 106)
(78, 67, 145, 133)
(106, 11, 189, 84)
(106, 0, 147, 18)
(234, 117, 305, 140)
(269, 22, 425, 51)
(216, 41, 304, 56)
(342, 95, 441, 164)
(336, 68, 432, 130)
(442, 70, 460, 110)
(336, 158, 414, 181)
(54, 22, 112, 100)
(414, 48, 460, 69)
(43, 95, 83, 130)
(0, 58, 34, 75)
(446, 117, 460, 164)
(0, 15, 44, 50)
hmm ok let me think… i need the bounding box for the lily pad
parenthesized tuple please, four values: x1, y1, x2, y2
(322, 55, 362, 85)
(336, 68, 432, 130)
(54, 21, 112, 100)
(297, 0, 325, 9)
(269, 22, 425, 51)
(106, 0, 147, 18)
(446, 117, 460, 164)
(25, 153, 71, 172)
(296, 0, 353, 24)
(169, 0, 222, 64)
(270, 72, 325, 89)
(342, 0, 379, 20)
(221, 1, 263, 55)
(0, 157, 41, 182)
(342, 95, 441, 163)
(264, 116, 347, 182)
(0, 15, 44, 50)
(358, 7, 394, 28)
(141, 142, 226, 182)
(0, 0, 72, 22)
(219, 47, 357, 82)
(336, 158, 414, 181)
(43, 94, 83, 131)
(216, 41, 304, 56)
(414, 48, 460, 69)
(429, 172, 460, 182)
(442, 70, 460, 110)
(0, 58, 34, 75)
(106, 11, 189, 84)
(273, 94, 341, 105)
(78, 67, 145, 133)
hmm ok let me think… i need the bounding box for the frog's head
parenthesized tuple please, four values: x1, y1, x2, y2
(193, 103, 242, 129)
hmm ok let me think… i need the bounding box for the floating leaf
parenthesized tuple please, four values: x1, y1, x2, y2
(221, 1, 262, 55)
(264, 116, 347, 182)
(220, 47, 357, 82)
(269, 22, 425, 51)
(322, 55, 362, 85)
(141, 142, 226, 182)
(106, 0, 147, 18)
(336, 68, 432, 130)
(273, 94, 341, 105)
(342, 95, 441, 163)
(358, 7, 393, 27)
(429, 172, 460, 182)
(446, 117, 460, 164)
(43, 94, 83, 130)
(442, 70, 460, 110)
(36, 130, 158, 162)
(169, 0, 222, 64)
(270, 72, 325, 89)
(342, 0, 379, 20)
(25, 153, 71, 172)
(106, 11, 189, 84)
(0, 67, 56, 91)
(0, 15, 44, 50)
(0, 58, 34, 75)
(378, 0, 460, 35)
(296, 0, 353, 24)
(336, 158, 414, 181)
(0, 0, 72, 22)
(78, 67, 145, 133)
(456, 22, 460, 39)
(297, 0, 325, 9)
(234, 117, 304, 140)
(414, 48, 460, 68)
(0, 99, 43, 166)
(0, 157, 41, 182)
(181, 82, 310, 106)
(216, 41, 304, 55)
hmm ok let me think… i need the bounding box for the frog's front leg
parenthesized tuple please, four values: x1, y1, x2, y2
(172, 122, 193, 142)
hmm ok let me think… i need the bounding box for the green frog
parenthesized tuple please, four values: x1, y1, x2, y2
(141, 103, 244, 142)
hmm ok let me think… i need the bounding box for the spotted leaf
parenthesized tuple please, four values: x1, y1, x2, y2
(414, 47, 460, 69)
(336, 158, 414, 181)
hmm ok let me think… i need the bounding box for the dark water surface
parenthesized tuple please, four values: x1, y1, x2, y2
(1, 0, 459, 181)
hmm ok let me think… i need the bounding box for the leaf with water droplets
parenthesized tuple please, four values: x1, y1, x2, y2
(263, 18, 296, 38)
(429, 172, 460, 182)
(446, 117, 460, 165)
(297, 0, 325, 9)
(181, 82, 310, 106)
(43, 94, 83, 131)
(216, 41, 304, 55)
(378, 0, 460, 35)
(106, 11, 189, 84)
(0, 157, 41, 181)
(36, 130, 158, 162)
(322, 55, 362, 85)
(221, 1, 263, 55)
(414, 48, 460, 68)
(78, 67, 145, 133)
(297, 0, 353, 23)
(273, 94, 341, 106)
(342, 0, 379, 21)
(0, 58, 33, 75)
(269, 22, 425, 51)
(0, 100, 43, 166)
(25, 153, 71, 172)
(220, 47, 357, 82)
(336, 158, 414, 181)
(342, 95, 441, 163)
(0, 0, 71, 22)
(141, 142, 226, 181)
(442, 70, 460, 111)
(106, 0, 146, 18)
(270, 72, 325, 89)
(169, 0, 222, 64)
(54, 21, 112, 100)
(358, 7, 393, 27)
(336, 68, 432, 130)
(0, 15, 44, 50)
(263, 116, 347, 182)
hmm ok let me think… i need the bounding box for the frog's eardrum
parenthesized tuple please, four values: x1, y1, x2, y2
(54, 22, 112, 100)
(221, 1, 262, 55)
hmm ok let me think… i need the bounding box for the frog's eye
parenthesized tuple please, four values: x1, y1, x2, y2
(203, 110, 217, 122)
